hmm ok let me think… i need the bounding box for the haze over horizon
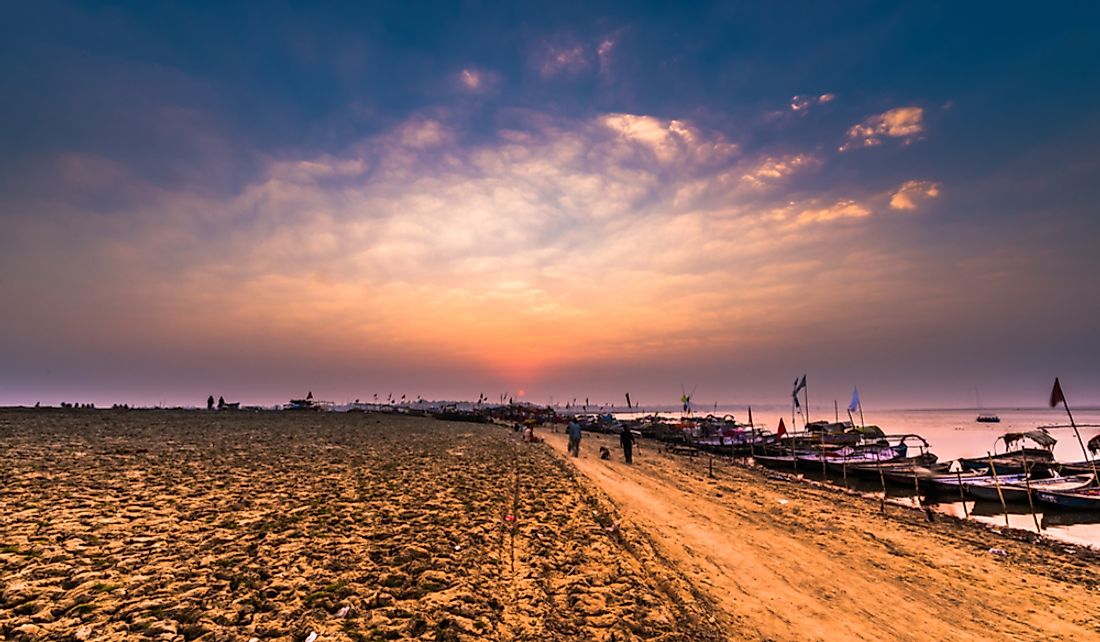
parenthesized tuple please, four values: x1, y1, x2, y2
(3, 2, 1100, 410)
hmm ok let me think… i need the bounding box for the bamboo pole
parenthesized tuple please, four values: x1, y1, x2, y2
(876, 449, 887, 514)
(955, 469, 969, 518)
(1022, 459, 1041, 533)
(790, 427, 799, 474)
(912, 459, 922, 510)
(748, 406, 755, 459)
(987, 453, 1009, 528)
(820, 423, 827, 481)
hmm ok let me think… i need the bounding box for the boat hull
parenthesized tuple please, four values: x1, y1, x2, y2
(1034, 488, 1100, 510)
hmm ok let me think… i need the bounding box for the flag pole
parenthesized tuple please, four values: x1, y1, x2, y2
(805, 378, 810, 424)
(748, 406, 755, 459)
(1053, 378, 1098, 482)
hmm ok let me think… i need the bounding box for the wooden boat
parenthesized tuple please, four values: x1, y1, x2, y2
(924, 471, 1029, 497)
(858, 460, 952, 485)
(957, 430, 1057, 475)
(976, 414, 1001, 423)
(817, 435, 936, 475)
(797, 443, 905, 466)
(967, 474, 1094, 503)
(752, 453, 801, 469)
(1057, 461, 1100, 476)
(1056, 436, 1100, 475)
(1033, 487, 1100, 510)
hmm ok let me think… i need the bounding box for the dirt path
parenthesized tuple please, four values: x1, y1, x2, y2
(543, 429, 1100, 641)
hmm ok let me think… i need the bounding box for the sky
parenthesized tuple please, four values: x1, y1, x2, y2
(2, 1, 1100, 410)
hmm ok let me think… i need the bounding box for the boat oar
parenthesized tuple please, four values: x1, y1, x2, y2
(988, 452, 1009, 528)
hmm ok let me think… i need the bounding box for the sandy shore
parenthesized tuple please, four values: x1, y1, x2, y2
(543, 428, 1100, 641)
(3, 410, 1099, 641)
(0, 410, 722, 641)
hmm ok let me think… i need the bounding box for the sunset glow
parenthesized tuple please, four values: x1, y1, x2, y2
(2, 3, 1099, 408)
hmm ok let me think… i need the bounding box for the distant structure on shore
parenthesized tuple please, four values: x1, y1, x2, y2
(285, 391, 333, 411)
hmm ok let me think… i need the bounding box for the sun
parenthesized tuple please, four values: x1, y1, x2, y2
(517, 389, 526, 398)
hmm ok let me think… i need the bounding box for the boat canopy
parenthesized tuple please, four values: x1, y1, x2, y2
(1089, 434, 1100, 454)
(850, 424, 885, 438)
(1003, 430, 1056, 450)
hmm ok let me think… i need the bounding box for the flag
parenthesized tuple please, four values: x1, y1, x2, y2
(792, 375, 807, 397)
(1050, 378, 1066, 408)
(777, 417, 787, 438)
(793, 395, 801, 409)
(848, 386, 860, 413)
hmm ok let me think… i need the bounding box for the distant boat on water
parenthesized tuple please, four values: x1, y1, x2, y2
(972, 386, 999, 422)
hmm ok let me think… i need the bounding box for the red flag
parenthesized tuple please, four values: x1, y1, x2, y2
(1050, 378, 1066, 408)
(777, 417, 787, 438)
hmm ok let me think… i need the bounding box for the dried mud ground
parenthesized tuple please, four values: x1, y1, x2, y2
(0, 409, 724, 641)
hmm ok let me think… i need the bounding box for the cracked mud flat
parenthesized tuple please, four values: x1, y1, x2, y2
(0, 409, 723, 641)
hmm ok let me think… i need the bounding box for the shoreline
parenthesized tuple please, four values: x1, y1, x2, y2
(540, 427, 1100, 640)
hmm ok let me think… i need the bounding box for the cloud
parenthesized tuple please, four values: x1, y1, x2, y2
(537, 41, 591, 77)
(598, 39, 615, 59)
(793, 199, 871, 225)
(4, 107, 956, 399)
(600, 113, 738, 164)
(741, 154, 818, 186)
(398, 117, 451, 148)
(455, 67, 499, 93)
(840, 106, 924, 151)
(889, 180, 941, 210)
(790, 93, 836, 113)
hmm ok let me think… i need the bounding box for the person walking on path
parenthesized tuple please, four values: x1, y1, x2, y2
(620, 426, 635, 464)
(567, 418, 582, 457)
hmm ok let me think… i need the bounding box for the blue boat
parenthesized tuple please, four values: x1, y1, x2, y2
(1034, 487, 1100, 510)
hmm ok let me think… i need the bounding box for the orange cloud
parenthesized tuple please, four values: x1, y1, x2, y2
(889, 180, 941, 210)
(840, 106, 924, 151)
(741, 154, 818, 186)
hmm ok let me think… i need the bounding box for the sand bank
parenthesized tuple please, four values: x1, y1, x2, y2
(543, 428, 1100, 641)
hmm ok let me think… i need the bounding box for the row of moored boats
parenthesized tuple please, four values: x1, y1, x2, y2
(573, 413, 1100, 511)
